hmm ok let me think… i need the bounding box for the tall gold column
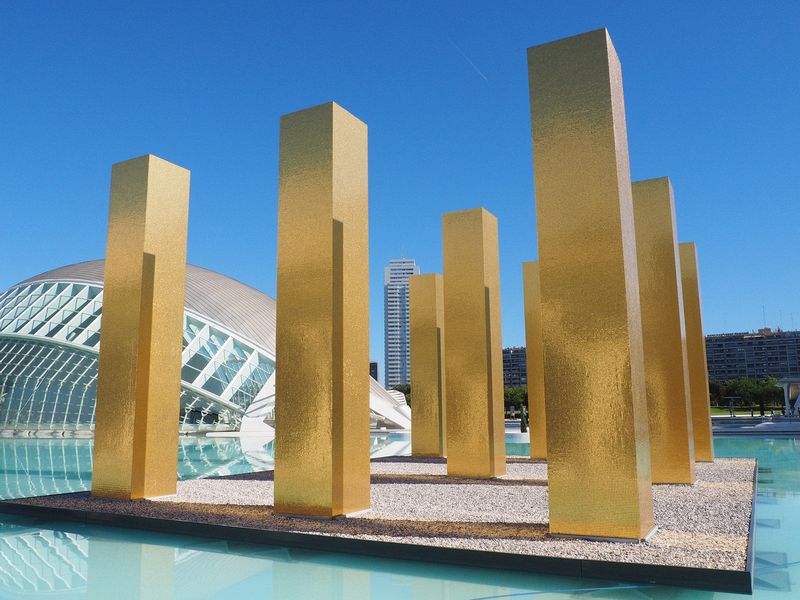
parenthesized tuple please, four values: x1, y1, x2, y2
(680, 242, 714, 461)
(274, 102, 370, 517)
(410, 273, 446, 457)
(522, 261, 546, 460)
(633, 178, 695, 483)
(92, 155, 190, 500)
(528, 29, 654, 539)
(443, 208, 505, 478)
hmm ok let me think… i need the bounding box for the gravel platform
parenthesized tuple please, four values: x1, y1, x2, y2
(10, 457, 755, 571)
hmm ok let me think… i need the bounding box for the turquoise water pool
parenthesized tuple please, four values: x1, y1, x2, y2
(0, 435, 795, 598)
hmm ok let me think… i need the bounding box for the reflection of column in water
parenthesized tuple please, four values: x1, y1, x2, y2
(410, 577, 548, 599)
(87, 535, 274, 598)
(409, 577, 448, 598)
(272, 553, 370, 598)
(87, 538, 175, 599)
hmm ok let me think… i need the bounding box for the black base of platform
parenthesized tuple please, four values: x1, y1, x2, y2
(0, 493, 754, 595)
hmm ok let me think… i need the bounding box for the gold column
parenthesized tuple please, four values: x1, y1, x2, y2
(528, 29, 654, 539)
(633, 178, 695, 483)
(680, 242, 714, 461)
(522, 261, 546, 460)
(274, 102, 370, 517)
(92, 155, 190, 500)
(410, 273, 446, 457)
(442, 208, 505, 478)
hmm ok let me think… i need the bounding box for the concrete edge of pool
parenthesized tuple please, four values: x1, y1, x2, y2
(0, 459, 757, 596)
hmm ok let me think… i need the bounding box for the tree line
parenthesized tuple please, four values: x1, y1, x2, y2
(709, 377, 783, 413)
(393, 377, 785, 416)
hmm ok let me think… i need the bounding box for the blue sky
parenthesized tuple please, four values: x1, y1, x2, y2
(1, 1, 798, 383)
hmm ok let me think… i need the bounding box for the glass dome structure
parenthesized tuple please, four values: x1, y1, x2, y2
(0, 260, 410, 436)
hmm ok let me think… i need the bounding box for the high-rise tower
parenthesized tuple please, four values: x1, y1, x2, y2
(384, 258, 419, 387)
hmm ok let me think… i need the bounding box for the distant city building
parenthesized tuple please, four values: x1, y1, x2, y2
(370, 361, 378, 381)
(384, 258, 419, 387)
(705, 328, 800, 381)
(503, 346, 527, 387)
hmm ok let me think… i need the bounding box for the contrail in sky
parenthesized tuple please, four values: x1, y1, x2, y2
(448, 38, 488, 82)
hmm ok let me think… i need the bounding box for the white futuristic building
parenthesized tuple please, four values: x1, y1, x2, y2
(0, 260, 410, 436)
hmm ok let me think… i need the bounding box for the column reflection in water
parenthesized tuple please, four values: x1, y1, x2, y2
(87, 539, 175, 599)
(272, 556, 371, 598)
(528, 29, 654, 539)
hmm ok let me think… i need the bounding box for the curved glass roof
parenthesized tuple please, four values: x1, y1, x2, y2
(0, 260, 410, 433)
(17, 260, 276, 357)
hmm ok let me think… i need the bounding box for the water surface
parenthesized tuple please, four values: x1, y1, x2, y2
(0, 434, 795, 598)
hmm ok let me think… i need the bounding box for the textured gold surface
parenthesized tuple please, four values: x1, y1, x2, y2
(680, 242, 715, 462)
(633, 178, 695, 483)
(410, 273, 446, 457)
(92, 155, 190, 500)
(274, 102, 370, 517)
(522, 261, 546, 460)
(528, 29, 654, 539)
(442, 208, 505, 478)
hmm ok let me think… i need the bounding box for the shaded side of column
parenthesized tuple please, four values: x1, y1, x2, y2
(523, 261, 546, 460)
(410, 273, 446, 457)
(274, 102, 370, 517)
(443, 208, 505, 478)
(680, 242, 714, 462)
(528, 29, 653, 539)
(92, 154, 189, 500)
(633, 177, 695, 483)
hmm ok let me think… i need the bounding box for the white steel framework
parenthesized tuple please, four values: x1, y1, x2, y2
(0, 260, 410, 435)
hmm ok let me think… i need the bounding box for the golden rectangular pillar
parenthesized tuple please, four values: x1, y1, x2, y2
(528, 29, 654, 539)
(522, 261, 546, 460)
(410, 273, 446, 457)
(442, 208, 505, 478)
(633, 178, 695, 483)
(92, 155, 190, 500)
(680, 242, 715, 461)
(274, 102, 370, 517)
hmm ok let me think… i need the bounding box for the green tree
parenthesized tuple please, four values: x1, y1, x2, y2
(754, 376, 782, 415)
(710, 377, 783, 414)
(708, 381, 724, 406)
(504, 385, 528, 416)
